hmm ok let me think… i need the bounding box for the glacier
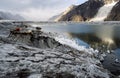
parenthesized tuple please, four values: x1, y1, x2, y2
(0, 22, 116, 78)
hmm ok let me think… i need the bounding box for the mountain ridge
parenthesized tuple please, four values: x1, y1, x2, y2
(0, 11, 24, 20)
(52, 0, 120, 22)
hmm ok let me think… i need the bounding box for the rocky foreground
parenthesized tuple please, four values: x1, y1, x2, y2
(0, 22, 118, 78)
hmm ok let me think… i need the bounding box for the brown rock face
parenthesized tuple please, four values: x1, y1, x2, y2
(105, 1, 120, 21)
(71, 15, 84, 22)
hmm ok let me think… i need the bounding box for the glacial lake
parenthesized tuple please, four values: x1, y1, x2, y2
(31, 22, 120, 75)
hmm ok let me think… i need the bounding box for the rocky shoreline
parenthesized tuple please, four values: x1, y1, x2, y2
(0, 22, 118, 78)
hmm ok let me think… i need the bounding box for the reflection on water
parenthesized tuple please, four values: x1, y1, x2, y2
(40, 23, 120, 48)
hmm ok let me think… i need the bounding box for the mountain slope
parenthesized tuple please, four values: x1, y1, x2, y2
(55, 0, 104, 21)
(0, 11, 24, 20)
(54, 0, 119, 22)
(54, 5, 76, 21)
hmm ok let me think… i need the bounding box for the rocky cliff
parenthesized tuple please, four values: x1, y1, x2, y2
(54, 0, 120, 22)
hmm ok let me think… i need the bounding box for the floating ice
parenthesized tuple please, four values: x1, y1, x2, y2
(55, 34, 98, 55)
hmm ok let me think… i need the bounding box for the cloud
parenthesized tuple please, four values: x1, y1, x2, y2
(0, 0, 87, 20)
(20, 8, 61, 21)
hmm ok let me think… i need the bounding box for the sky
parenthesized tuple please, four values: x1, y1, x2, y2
(0, 0, 87, 21)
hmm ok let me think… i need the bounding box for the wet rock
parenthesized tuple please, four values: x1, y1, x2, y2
(30, 36, 61, 49)
(8, 29, 61, 49)
(17, 69, 31, 78)
(43, 72, 75, 78)
(0, 69, 30, 78)
(102, 53, 120, 76)
(0, 23, 14, 36)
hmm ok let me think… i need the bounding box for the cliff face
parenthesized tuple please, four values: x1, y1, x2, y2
(54, 0, 120, 22)
(56, 0, 104, 21)
(105, 1, 120, 21)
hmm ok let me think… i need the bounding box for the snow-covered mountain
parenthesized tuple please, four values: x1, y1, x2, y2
(0, 11, 24, 20)
(52, 0, 120, 22)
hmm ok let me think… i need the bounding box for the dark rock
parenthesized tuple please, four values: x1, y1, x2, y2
(8, 28, 61, 49)
(0, 69, 30, 78)
(43, 72, 75, 78)
(36, 27, 42, 30)
(102, 53, 120, 76)
(17, 69, 31, 78)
